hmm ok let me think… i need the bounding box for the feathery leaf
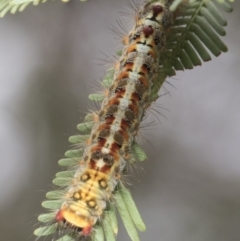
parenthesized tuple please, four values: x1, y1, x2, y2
(0, 0, 87, 18)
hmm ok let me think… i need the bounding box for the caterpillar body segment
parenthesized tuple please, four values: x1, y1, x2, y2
(36, 1, 173, 240)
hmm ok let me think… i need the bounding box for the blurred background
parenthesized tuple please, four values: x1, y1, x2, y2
(0, 0, 240, 240)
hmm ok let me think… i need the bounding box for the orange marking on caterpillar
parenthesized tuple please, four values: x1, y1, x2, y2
(122, 35, 129, 45)
(93, 113, 99, 123)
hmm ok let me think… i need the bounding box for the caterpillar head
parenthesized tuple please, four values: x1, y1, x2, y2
(55, 207, 94, 236)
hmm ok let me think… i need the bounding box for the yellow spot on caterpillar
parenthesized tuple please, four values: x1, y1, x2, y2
(99, 179, 107, 189)
(81, 174, 89, 182)
(88, 200, 96, 208)
(74, 192, 80, 199)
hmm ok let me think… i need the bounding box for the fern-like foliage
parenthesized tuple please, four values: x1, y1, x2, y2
(0, 0, 46, 17)
(0, 0, 87, 18)
(150, 0, 233, 101)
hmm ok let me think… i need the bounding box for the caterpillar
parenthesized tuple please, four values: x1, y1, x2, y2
(34, 0, 233, 240)
(61, 1, 172, 233)
(34, 0, 173, 240)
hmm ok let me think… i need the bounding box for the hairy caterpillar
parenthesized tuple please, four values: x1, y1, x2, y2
(34, 1, 173, 240)
(33, 0, 234, 240)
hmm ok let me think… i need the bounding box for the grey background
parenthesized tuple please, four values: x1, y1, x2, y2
(0, 1, 240, 240)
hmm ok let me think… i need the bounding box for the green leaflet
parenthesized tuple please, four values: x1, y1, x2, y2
(205, 0, 228, 26)
(68, 134, 90, 144)
(166, 67, 176, 77)
(77, 121, 95, 133)
(116, 50, 122, 56)
(89, 93, 105, 102)
(92, 226, 105, 241)
(56, 235, 76, 241)
(132, 142, 147, 162)
(216, 1, 233, 12)
(52, 177, 72, 187)
(107, 203, 118, 235)
(58, 157, 79, 166)
(102, 68, 114, 87)
(55, 170, 75, 178)
(174, 57, 185, 71)
(46, 190, 64, 199)
(190, 23, 221, 56)
(102, 212, 116, 241)
(34, 223, 58, 236)
(64, 149, 83, 158)
(41, 200, 62, 209)
(85, 113, 94, 121)
(188, 32, 212, 61)
(179, 49, 194, 69)
(115, 191, 140, 241)
(194, 16, 228, 52)
(119, 185, 146, 232)
(200, 7, 226, 36)
(38, 213, 55, 223)
(170, 0, 183, 11)
(183, 41, 202, 66)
